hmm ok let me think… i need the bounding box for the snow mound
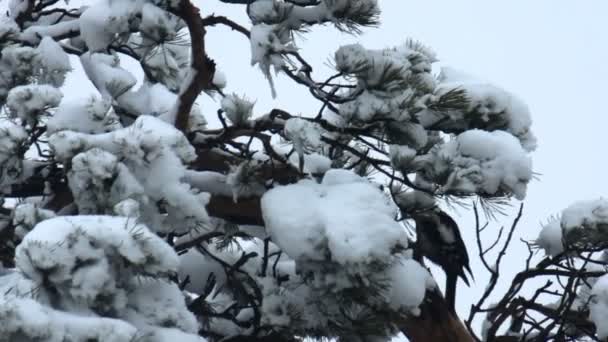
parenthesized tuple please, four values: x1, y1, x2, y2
(47, 96, 122, 134)
(6, 84, 62, 126)
(536, 199, 608, 256)
(432, 67, 537, 151)
(430, 129, 533, 199)
(0, 296, 138, 342)
(387, 259, 435, 313)
(16, 216, 179, 292)
(49, 115, 209, 233)
(261, 169, 407, 265)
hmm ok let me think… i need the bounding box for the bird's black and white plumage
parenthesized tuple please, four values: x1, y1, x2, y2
(412, 207, 472, 312)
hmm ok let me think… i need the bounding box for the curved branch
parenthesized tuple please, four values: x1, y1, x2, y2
(168, 0, 216, 133)
(202, 15, 251, 38)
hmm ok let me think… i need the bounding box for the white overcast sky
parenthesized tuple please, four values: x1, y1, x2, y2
(7, 0, 608, 337)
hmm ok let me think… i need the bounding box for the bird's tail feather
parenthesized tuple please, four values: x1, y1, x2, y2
(445, 273, 457, 313)
(459, 270, 471, 287)
(465, 263, 474, 280)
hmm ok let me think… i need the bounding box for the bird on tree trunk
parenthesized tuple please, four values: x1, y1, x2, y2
(412, 207, 473, 313)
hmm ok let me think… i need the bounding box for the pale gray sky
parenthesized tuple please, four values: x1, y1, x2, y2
(12, 0, 608, 337)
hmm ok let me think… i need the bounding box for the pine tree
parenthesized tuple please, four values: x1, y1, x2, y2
(0, 1, 606, 341)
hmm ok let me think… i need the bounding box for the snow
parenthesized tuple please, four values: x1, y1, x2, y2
(179, 247, 226, 295)
(79, 0, 142, 52)
(49, 115, 208, 232)
(182, 170, 233, 197)
(0, 17, 19, 40)
(2, 211, 204, 340)
(250, 23, 292, 98)
(261, 170, 407, 265)
(212, 69, 227, 89)
(535, 217, 563, 257)
(0, 269, 39, 298)
(36, 36, 72, 87)
(80, 52, 137, 99)
(432, 129, 533, 199)
(124, 279, 199, 334)
(134, 36, 190, 92)
(389, 144, 417, 170)
(256, 274, 317, 329)
(321, 168, 368, 186)
(113, 198, 141, 217)
(387, 259, 434, 313)
(221, 93, 255, 126)
(2, 214, 207, 340)
(284, 117, 323, 156)
(148, 47, 187, 92)
(67, 148, 146, 214)
(248, 0, 328, 28)
(225, 161, 267, 201)
(117, 82, 205, 130)
(177, 238, 310, 332)
(571, 254, 607, 312)
(6, 84, 63, 126)
(261, 181, 321, 262)
(0, 0, 550, 338)
(140, 3, 181, 43)
(0, 45, 38, 103)
(288, 152, 332, 174)
(145, 327, 208, 342)
(335, 42, 435, 89)
(12, 202, 56, 239)
(536, 199, 608, 256)
(433, 67, 537, 151)
(248, 0, 380, 33)
(335, 43, 435, 124)
(394, 189, 437, 213)
(47, 96, 122, 134)
(334, 43, 370, 75)
(8, 0, 29, 19)
(590, 274, 608, 339)
(561, 198, 608, 230)
(19, 18, 80, 43)
(16, 216, 180, 284)
(118, 82, 178, 118)
(339, 90, 391, 122)
(0, 274, 205, 341)
(0, 296, 139, 342)
(0, 120, 28, 188)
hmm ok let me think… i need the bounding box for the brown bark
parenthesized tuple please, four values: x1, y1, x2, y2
(206, 196, 263, 226)
(399, 290, 475, 342)
(169, 0, 216, 133)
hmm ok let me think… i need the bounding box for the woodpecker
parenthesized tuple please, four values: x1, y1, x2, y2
(411, 207, 472, 312)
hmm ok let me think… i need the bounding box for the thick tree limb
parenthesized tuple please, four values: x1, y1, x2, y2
(206, 196, 264, 226)
(169, 0, 216, 133)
